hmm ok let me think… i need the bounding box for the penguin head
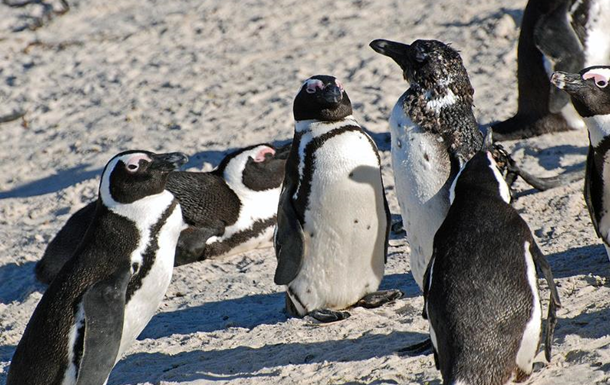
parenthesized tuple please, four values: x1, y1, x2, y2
(216, 143, 288, 194)
(100, 150, 188, 205)
(293, 75, 353, 121)
(449, 146, 512, 206)
(369, 39, 473, 102)
(551, 67, 610, 118)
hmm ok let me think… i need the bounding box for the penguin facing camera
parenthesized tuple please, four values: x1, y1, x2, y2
(551, 66, 610, 261)
(492, 0, 610, 140)
(8, 150, 188, 385)
(35, 143, 288, 285)
(424, 131, 561, 384)
(273, 75, 402, 323)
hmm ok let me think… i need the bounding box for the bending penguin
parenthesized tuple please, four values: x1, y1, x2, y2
(8, 150, 188, 385)
(370, 38, 582, 291)
(493, 0, 610, 140)
(551, 66, 610, 261)
(424, 131, 561, 384)
(35, 143, 287, 284)
(273, 75, 402, 323)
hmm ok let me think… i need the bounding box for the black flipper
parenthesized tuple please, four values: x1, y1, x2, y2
(534, 0, 584, 113)
(273, 186, 305, 285)
(529, 242, 561, 362)
(513, 164, 583, 191)
(76, 264, 131, 385)
(356, 290, 403, 308)
(174, 222, 225, 266)
(584, 146, 605, 240)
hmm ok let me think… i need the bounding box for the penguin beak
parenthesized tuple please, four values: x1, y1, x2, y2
(320, 84, 343, 105)
(149, 152, 189, 171)
(274, 143, 292, 159)
(370, 39, 414, 69)
(551, 71, 587, 93)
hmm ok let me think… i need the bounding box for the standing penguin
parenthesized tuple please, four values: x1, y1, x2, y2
(424, 132, 561, 384)
(493, 0, 610, 140)
(551, 67, 610, 261)
(8, 150, 187, 385)
(34, 143, 288, 284)
(370, 39, 484, 290)
(274, 75, 402, 323)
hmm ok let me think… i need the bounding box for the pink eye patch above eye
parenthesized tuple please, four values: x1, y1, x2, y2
(254, 147, 276, 162)
(125, 154, 151, 168)
(583, 70, 610, 87)
(304, 79, 325, 94)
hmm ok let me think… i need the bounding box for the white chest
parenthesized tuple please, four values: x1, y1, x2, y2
(584, 0, 610, 66)
(389, 98, 452, 289)
(118, 204, 184, 359)
(288, 127, 387, 313)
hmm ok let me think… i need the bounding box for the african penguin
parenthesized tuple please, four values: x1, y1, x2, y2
(424, 131, 561, 385)
(34, 143, 287, 284)
(551, 66, 610, 261)
(274, 75, 402, 323)
(370, 38, 484, 291)
(8, 150, 188, 385)
(493, 0, 610, 140)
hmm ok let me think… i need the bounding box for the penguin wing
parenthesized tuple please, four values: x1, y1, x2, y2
(273, 185, 305, 285)
(584, 146, 606, 241)
(534, 0, 585, 113)
(529, 242, 561, 362)
(174, 222, 226, 266)
(76, 264, 131, 385)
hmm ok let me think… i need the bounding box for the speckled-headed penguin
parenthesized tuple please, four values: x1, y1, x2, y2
(424, 131, 561, 385)
(274, 75, 402, 323)
(34, 144, 288, 284)
(8, 150, 188, 385)
(551, 66, 610, 261)
(369, 39, 484, 291)
(493, 0, 610, 140)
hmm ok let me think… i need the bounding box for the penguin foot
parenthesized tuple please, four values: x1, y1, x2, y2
(356, 289, 403, 309)
(396, 338, 433, 356)
(391, 220, 405, 235)
(308, 309, 351, 323)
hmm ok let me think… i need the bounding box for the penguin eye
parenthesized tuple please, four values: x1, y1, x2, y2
(126, 163, 139, 173)
(305, 87, 317, 94)
(596, 80, 608, 88)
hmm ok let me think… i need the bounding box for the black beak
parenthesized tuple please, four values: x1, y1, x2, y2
(150, 152, 189, 171)
(551, 71, 587, 94)
(321, 84, 343, 104)
(274, 142, 292, 159)
(370, 39, 413, 68)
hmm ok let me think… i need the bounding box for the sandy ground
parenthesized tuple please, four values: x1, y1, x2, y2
(1, 0, 610, 384)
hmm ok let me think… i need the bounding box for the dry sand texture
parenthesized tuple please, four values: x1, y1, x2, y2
(1, 0, 610, 384)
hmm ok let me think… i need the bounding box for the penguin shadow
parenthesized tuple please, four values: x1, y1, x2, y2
(516, 144, 587, 172)
(361, 127, 391, 152)
(0, 345, 17, 384)
(379, 273, 421, 299)
(109, 330, 427, 385)
(0, 261, 45, 304)
(546, 244, 610, 280)
(0, 164, 102, 199)
(185, 139, 292, 171)
(139, 292, 287, 339)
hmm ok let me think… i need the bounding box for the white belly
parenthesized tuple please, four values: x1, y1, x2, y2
(389, 98, 451, 290)
(289, 132, 387, 313)
(584, 0, 610, 66)
(118, 205, 183, 359)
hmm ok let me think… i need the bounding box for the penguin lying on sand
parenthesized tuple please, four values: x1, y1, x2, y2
(552, 66, 610, 261)
(424, 131, 561, 384)
(274, 75, 402, 323)
(35, 143, 288, 285)
(493, 0, 610, 140)
(8, 150, 188, 385)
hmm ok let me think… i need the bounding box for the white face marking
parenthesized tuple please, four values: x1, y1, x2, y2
(99, 153, 151, 207)
(515, 241, 542, 375)
(583, 68, 610, 88)
(486, 152, 511, 204)
(584, 114, 610, 147)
